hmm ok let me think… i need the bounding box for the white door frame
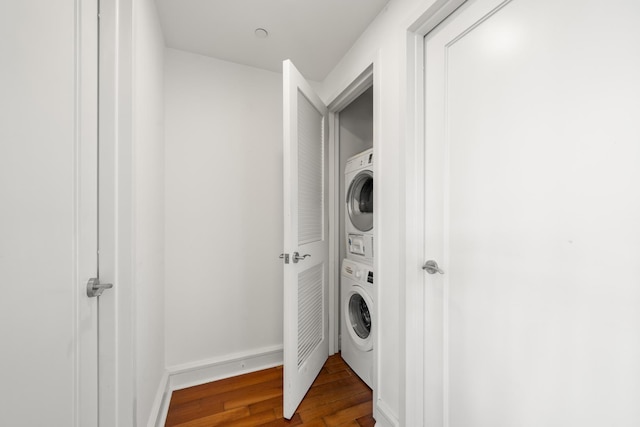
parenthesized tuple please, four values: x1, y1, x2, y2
(97, 0, 136, 425)
(402, 1, 467, 425)
(327, 63, 375, 356)
(325, 51, 382, 418)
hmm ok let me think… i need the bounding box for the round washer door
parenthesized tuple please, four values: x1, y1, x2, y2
(344, 286, 373, 351)
(346, 170, 373, 232)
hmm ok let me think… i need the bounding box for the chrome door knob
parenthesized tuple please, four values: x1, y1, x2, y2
(292, 252, 311, 263)
(422, 260, 444, 275)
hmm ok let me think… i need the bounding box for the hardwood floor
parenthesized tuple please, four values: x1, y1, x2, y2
(165, 354, 374, 427)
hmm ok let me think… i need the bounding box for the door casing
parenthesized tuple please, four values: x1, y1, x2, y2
(96, 0, 137, 425)
(327, 64, 375, 356)
(402, 1, 468, 425)
(325, 54, 382, 420)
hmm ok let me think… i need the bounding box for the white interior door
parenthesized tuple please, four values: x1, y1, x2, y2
(0, 1, 99, 426)
(422, 0, 640, 425)
(282, 60, 330, 419)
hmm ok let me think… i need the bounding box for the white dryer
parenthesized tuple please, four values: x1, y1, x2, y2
(345, 148, 374, 265)
(341, 258, 374, 388)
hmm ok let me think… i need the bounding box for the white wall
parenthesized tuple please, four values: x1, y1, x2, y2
(338, 87, 374, 265)
(133, 0, 166, 424)
(164, 49, 284, 368)
(318, 0, 436, 423)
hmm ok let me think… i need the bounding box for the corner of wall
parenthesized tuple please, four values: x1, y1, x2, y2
(146, 371, 171, 427)
(375, 398, 400, 427)
(133, 0, 167, 424)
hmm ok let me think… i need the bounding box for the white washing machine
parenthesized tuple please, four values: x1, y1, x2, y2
(345, 148, 374, 266)
(341, 258, 374, 388)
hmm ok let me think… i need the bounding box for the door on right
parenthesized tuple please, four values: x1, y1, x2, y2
(422, 0, 640, 426)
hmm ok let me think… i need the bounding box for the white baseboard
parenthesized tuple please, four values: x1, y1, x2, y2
(374, 398, 400, 427)
(167, 345, 284, 391)
(149, 345, 284, 426)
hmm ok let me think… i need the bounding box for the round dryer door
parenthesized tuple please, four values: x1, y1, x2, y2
(345, 287, 373, 351)
(347, 170, 373, 231)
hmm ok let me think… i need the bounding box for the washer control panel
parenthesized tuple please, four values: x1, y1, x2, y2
(342, 259, 374, 285)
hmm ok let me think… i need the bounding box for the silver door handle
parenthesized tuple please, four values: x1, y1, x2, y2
(86, 277, 113, 297)
(422, 260, 444, 274)
(292, 252, 310, 263)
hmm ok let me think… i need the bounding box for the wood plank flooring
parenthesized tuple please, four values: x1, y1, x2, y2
(165, 354, 374, 427)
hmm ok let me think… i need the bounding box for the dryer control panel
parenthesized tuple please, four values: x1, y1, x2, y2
(345, 148, 373, 174)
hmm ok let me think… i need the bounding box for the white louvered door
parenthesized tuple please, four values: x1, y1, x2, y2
(282, 60, 329, 419)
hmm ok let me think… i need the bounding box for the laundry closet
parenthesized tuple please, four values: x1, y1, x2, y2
(335, 85, 374, 389)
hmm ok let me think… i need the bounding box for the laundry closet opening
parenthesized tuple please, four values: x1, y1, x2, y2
(328, 74, 375, 391)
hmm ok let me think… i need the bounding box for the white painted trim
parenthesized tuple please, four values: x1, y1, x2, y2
(327, 65, 374, 112)
(402, 1, 467, 426)
(146, 371, 170, 427)
(369, 49, 384, 426)
(374, 398, 400, 427)
(328, 110, 340, 355)
(402, 25, 426, 427)
(167, 345, 284, 391)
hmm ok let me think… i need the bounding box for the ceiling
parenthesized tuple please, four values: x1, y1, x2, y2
(155, 0, 389, 82)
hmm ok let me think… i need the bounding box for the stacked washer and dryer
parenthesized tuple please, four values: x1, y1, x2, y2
(341, 148, 374, 389)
